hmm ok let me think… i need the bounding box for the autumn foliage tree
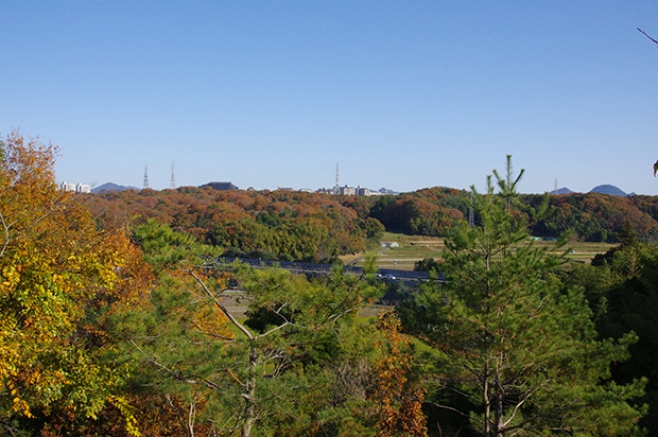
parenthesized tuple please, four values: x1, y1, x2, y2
(83, 187, 377, 262)
(373, 312, 427, 437)
(0, 132, 146, 435)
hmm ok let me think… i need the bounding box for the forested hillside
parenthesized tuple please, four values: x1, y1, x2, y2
(366, 189, 658, 242)
(84, 183, 658, 258)
(83, 187, 384, 263)
(524, 193, 658, 242)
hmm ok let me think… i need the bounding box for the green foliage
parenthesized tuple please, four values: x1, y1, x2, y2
(123, 223, 389, 436)
(369, 189, 467, 237)
(617, 219, 640, 248)
(133, 218, 223, 271)
(399, 158, 645, 436)
(569, 241, 658, 435)
(412, 257, 441, 272)
(361, 217, 386, 249)
(525, 192, 658, 242)
(231, 264, 383, 435)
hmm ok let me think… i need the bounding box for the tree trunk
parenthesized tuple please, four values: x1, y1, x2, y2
(494, 393, 504, 437)
(242, 345, 258, 437)
(483, 373, 491, 436)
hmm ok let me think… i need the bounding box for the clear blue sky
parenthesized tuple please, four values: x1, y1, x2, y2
(2, 1, 658, 194)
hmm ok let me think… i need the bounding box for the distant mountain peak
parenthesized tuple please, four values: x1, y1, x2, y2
(589, 184, 628, 197)
(378, 187, 399, 195)
(552, 187, 574, 195)
(548, 185, 632, 197)
(91, 182, 139, 193)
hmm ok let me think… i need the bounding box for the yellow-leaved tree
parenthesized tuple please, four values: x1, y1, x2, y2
(0, 131, 148, 435)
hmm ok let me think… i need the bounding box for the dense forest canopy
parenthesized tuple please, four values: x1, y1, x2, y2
(83, 188, 377, 263)
(83, 183, 658, 261)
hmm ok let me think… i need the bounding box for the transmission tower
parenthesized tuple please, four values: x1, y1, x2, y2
(170, 162, 176, 189)
(143, 165, 149, 190)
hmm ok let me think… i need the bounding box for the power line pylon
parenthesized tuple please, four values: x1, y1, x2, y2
(170, 162, 176, 189)
(143, 165, 149, 190)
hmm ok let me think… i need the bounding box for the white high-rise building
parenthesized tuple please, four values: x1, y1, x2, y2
(76, 183, 91, 193)
(60, 181, 76, 192)
(60, 182, 91, 193)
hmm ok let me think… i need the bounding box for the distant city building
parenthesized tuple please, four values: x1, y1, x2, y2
(76, 183, 91, 193)
(356, 186, 381, 196)
(340, 185, 357, 196)
(201, 181, 239, 191)
(60, 182, 76, 192)
(60, 182, 90, 193)
(315, 185, 382, 196)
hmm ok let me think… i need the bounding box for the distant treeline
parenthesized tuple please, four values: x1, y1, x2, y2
(83, 186, 658, 262)
(83, 187, 384, 263)
(366, 188, 658, 242)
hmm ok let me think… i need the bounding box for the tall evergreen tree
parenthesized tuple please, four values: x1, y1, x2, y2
(399, 158, 645, 436)
(569, 237, 658, 435)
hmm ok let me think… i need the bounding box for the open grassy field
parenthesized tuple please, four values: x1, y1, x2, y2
(342, 232, 617, 271)
(563, 241, 617, 263)
(373, 232, 445, 270)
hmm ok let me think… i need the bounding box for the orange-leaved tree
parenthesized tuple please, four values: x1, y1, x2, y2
(0, 131, 147, 435)
(374, 312, 428, 437)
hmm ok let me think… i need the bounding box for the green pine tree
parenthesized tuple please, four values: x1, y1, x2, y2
(121, 221, 387, 436)
(570, 240, 658, 435)
(399, 157, 645, 437)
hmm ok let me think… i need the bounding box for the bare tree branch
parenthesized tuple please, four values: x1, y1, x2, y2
(190, 319, 235, 341)
(0, 211, 10, 259)
(638, 28, 658, 46)
(188, 269, 255, 341)
(130, 340, 220, 391)
(259, 321, 292, 338)
(166, 393, 194, 437)
(430, 402, 474, 420)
